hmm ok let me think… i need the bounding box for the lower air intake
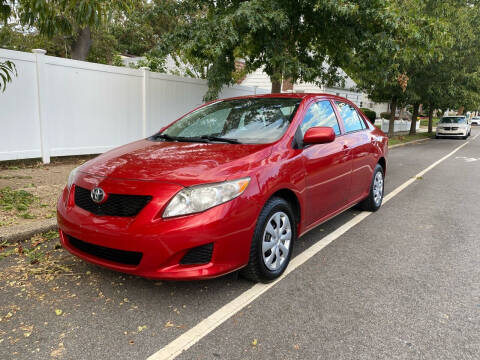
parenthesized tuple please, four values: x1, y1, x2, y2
(68, 236, 142, 266)
(180, 243, 213, 265)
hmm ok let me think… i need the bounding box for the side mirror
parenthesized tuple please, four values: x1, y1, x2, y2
(303, 127, 336, 145)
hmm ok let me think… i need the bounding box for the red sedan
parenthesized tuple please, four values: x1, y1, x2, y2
(57, 94, 388, 282)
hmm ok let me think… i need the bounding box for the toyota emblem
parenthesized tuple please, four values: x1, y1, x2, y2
(91, 187, 106, 203)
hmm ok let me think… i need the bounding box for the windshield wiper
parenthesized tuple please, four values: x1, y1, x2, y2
(200, 135, 242, 144)
(150, 133, 177, 141)
(150, 134, 207, 143)
(150, 133, 240, 144)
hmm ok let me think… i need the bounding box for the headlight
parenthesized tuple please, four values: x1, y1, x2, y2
(163, 177, 250, 218)
(67, 166, 80, 190)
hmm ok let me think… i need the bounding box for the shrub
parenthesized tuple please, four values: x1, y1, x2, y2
(360, 108, 376, 122)
(380, 112, 391, 119)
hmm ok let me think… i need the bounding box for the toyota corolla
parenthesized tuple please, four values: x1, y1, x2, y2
(57, 94, 388, 282)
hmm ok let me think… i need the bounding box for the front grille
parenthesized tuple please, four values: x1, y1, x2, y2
(74, 186, 152, 217)
(452, 127, 459, 130)
(68, 236, 142, 266)
(180, 243, 213, 265)
(443, 127, 451, 131)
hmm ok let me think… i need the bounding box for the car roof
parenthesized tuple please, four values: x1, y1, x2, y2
(218, 92, 354, 103)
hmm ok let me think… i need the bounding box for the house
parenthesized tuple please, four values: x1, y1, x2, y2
(238, 61, 389, 116)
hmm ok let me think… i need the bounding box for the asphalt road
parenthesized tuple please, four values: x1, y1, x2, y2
(1, 130, 479, 360)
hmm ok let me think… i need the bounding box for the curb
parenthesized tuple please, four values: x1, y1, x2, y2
(389, 137, 432, 149)
(0, 221, 58, 244)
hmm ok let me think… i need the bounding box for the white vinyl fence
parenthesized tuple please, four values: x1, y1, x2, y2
(378, 118, 420, 133)
(0, 48, 267, 163)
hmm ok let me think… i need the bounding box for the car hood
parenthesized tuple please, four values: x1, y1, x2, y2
(79, 139, 272, 187)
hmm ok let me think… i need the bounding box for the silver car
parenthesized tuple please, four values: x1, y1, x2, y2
(471, 116, 480, 125)
(436, 116, 471, 139)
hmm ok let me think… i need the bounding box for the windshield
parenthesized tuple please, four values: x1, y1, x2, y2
(159, 98, 301, 144)
(440, 117, 466, 124)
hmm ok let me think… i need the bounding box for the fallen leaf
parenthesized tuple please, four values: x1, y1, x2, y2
(51, 342, 65, 358)
(137, 325, 147, 332)
(252, 339, 258, 346)
(55, 309, 62, 316)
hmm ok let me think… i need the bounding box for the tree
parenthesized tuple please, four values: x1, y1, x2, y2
(1, 0, 131, 60)
(110, 0, 176, 57)
(1, 0, 16, 91)
(406, 1, 480, 134)
(0, 60, 16, 92)
(347, 0, 442, 136)
(161, 0, 393, 101)
(0, 23, 69, 57)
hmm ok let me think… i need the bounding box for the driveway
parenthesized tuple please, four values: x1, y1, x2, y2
(1, 130, 479, 360)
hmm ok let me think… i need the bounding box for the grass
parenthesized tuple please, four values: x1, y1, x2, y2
(0, 186, 41, 220)
(0, 187, 36, 211)
(0, 154, 97, 170)
(0, 175, 33, 180)
(388, 132, 435, 147)
(419, 117, 440, 127)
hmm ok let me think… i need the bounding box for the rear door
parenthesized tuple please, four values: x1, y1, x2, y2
(300, 100, 352, 225)
(334, 101, 374, 203)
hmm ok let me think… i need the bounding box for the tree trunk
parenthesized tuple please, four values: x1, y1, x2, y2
(271, 77, 282, 93)
(457, 106, 464, 115)
(71, 27, 92, 61)
(427, 106, 434, 133)
(388, 97, 397, 138)
(409, 102, 420, 135)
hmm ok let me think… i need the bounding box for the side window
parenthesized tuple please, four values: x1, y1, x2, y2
(300, 101, 341, 136)
(335, 101, 365, 133)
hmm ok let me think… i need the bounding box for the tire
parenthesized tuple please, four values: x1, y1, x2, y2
(435, 135, 439, 139)
(241, 197, 296, 283)
(359, 164, 384, 212)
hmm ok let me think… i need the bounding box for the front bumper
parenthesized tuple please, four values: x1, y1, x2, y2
(57, 174, 261, 280)
(436, 128, 467, 137)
